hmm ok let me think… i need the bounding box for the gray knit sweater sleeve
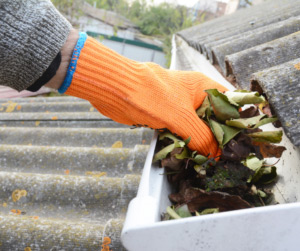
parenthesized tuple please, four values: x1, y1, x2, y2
(0, 0, 72, 91)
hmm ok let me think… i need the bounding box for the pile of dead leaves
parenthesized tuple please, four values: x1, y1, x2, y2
(153, 89, 286, 220)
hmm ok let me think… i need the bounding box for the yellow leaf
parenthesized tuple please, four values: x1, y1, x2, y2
(24, 247, 32, 251)
(5, 102, 17, 112)
(112, 141, 123, 148)
(10, 209, 21, 215)
(19, 190, 27, 197)
(16, 105, 22, 111)
(35, 121, 40, 126)
(90, 107, 94, 112)
(294, 62, 300, 70)
(51, 116, 58, 120)
(85, 171, 107, 178)
(12, 189, 27, 202)
(0, 107, 4, 111)
(2, 202, 7, 207)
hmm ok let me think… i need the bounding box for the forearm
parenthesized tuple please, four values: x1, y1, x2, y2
(0, 0, 71, 91)
(44, 29, 79, 90)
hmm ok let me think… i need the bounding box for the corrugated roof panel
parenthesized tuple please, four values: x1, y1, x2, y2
(0, 96, 153, 250)
(177, 0, 300, 147)
(251, 59, 300, 146)
(225, 31, 300, 89)
(178, 0, 300, 51)
(211, 16, 300, 73)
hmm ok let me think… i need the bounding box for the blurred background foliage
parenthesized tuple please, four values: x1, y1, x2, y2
(52, 0, 197, 67)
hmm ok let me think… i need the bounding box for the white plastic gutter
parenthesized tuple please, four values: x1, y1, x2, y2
(121, 35, 300, 251)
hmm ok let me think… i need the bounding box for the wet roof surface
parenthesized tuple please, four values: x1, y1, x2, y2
(178, 0, 300, 146)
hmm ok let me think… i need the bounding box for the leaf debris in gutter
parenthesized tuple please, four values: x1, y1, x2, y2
(153, 89, 286, 220)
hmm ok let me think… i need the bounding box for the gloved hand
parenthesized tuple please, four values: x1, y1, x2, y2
(59, 33, 228, 157)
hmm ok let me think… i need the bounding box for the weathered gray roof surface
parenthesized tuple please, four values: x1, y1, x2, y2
(0, 96, 152, 250)
(177, 0, 300, 147)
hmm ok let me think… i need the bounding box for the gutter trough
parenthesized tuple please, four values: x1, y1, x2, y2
(121, 35, 300, 251)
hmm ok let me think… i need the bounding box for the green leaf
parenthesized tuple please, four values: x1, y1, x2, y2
(226, 114, 266, 129)
(184, 136, 191, 145)
(166, 206, 181, 219)
(195, 211, 201, 216)
(159, 132, 180, 142)
(153, 138, 184, 162)
(193, 154, 208, 165)
(220, 124, 242, 146)
(257, 189, 266, 198)
(209, 120, 241, 147)
(175, 146, 189, 159)
(175, 204, 192, 218)
(248, 131, 283, 143)
(226, 115, 278, 129)
(199, 208, 219, 215)
(243, 156, 264, 182)
(196, 96, 210, 118)
(194, 165, 206, 176)
(210, 120, 224, 147)
(258, 166, 277, 184)
(153, 143, 176, 162)
(224, 91, 265, 106)
(254, 116, 278, 128)
(243, 156, 264, 172)
(205, 89, 240, 122)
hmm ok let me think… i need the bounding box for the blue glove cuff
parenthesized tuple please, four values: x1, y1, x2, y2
(58, 32, 87, 94)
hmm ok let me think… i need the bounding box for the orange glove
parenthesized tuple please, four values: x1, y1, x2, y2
(59, 33, 227, 157)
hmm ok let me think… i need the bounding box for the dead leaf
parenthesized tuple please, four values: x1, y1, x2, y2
(64, 169, 70, 175)
(16, 105, 22, 111)
(239, 106, 259, 118)
(85, 171, 107, 178)
(51, 116, 58, 120)
(187, 189, 252, 212)
(161, 148, 185, 170)
(35, 121, 40, 126)
(112, 141, 123, 148)
(10, 209, 22, 215)
(12, 189, 27, 202)
(253, 141, 286, 158)
(294, 62, 300, 70)
(169, 186, 251, 212)
(5, 102, 17, 112)
(225, 90, 265, 106)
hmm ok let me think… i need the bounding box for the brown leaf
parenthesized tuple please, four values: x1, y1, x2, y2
(161, 148, 185, 170)
(169, 180, 193, 204)
(170, 183, 251, 212)
(239, 106, 259, 118)
(187, 189, 252, 212)
(221, 134, 262, 161)
(262, 104, 272, 117)
(253, 141, 286, 158)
